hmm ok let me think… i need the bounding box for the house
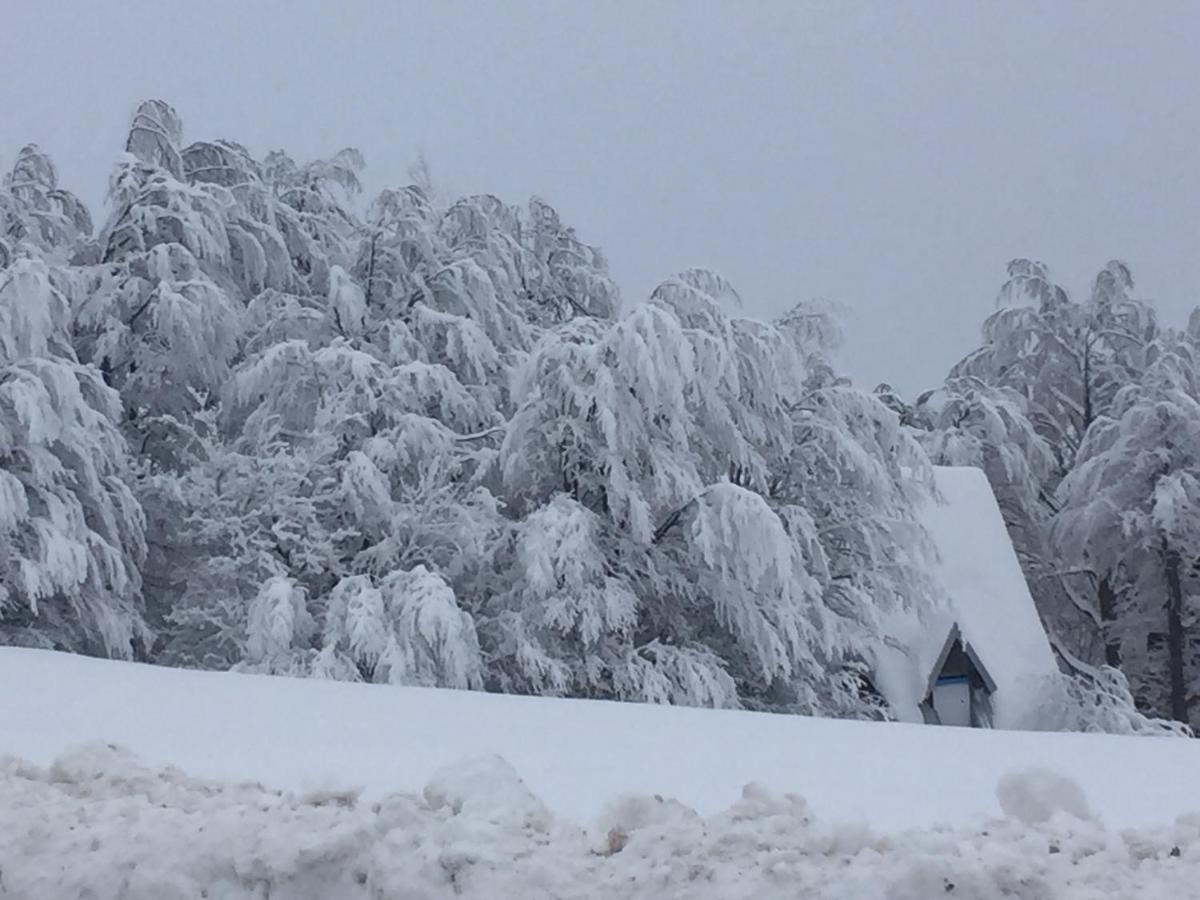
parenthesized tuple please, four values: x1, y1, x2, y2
(872, 465, 1059, 729)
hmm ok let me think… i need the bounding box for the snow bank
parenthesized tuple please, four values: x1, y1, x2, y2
(4, 647, 1200, 833)
(3, 743, 1200, 899)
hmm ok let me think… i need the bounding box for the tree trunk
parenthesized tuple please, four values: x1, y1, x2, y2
(1162, 538, 1189, 724)
(1096, 575, 1122, 668)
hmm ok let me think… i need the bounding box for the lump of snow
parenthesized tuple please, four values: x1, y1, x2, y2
(996, 768, 1094, 824)
(423, 754, 553, 832)
(591, 791, 703, 854)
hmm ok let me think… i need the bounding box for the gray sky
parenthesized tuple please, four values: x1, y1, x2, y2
(4, 1, 1198, 392)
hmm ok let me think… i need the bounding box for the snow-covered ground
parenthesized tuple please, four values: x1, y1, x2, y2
(4, 648, 1200, 897)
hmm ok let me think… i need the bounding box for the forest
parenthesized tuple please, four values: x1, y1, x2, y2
(2, 99, 1197, 733)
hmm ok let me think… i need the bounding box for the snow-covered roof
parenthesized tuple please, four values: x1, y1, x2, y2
(874, 465, 1059, 727)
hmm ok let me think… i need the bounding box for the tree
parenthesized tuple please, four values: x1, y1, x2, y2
(0, 257, 146, 655)
(952, 259, 1155, 480)
(1053, 334, 1200, 726)
(0, 144, 93, 265)
(72, 100, 241, 463)
(770, 319, 942, 713)
(497, 272, 938, 716)
(146, 413, 334, 669)
(183, 138, 364, 297)
(909, 379, 1107, 657)
(312, 568, 483, 688)
(7, 101, 1173, 736)
(933, 260, 1159, 666)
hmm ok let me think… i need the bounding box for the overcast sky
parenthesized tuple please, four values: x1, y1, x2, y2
(4, 1, 1198, 392)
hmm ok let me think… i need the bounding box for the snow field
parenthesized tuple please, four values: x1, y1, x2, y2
(6, 648, 1200, 832)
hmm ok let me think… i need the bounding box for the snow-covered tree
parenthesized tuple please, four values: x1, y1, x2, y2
(908, 379, 1108, 656)
(0, 144, 93, 265)
(485, 493, 640, 697)
(952, 258, 1155, 479)
(927, 260, 1160, 666)
(9, 101, 1172, 737)
(353, 187, 617, 423)
(73, 100, 241, 461)
(1053, 334, 1200, 726)
(313, 568, 483, 688)
(183, 138, 364, 297)
(770, 322, 942, 711)
(0, 258, 146, 654)
(498, 272, 937, 716)
(146, 415, 334, 669)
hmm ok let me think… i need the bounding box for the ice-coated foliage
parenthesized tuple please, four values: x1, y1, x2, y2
(147, 420, 333, 669)
(0, 259, 146, 655)
(241, 574, 315, 675)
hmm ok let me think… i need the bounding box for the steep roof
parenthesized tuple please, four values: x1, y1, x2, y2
(874, 465, 1059, 727)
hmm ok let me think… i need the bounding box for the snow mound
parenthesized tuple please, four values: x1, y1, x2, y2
(3, 744, 1200, 900)
(996, 767, 1094, 825)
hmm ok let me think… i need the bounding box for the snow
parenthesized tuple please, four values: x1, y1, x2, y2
(995, 767, 1094, 825)
(876, 465, 1060, 726)
(4, 648, 1200, 896)
(3, 647, 1200, 833)
(4, 743, 1199, 900)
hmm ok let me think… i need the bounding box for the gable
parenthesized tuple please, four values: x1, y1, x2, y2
(925, 623, 998, 698)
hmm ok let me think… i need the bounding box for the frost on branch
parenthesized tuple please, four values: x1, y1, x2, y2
(75, 104, 242, 464)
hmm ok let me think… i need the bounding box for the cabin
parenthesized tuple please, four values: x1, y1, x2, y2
(872, 466, 1059, 730)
